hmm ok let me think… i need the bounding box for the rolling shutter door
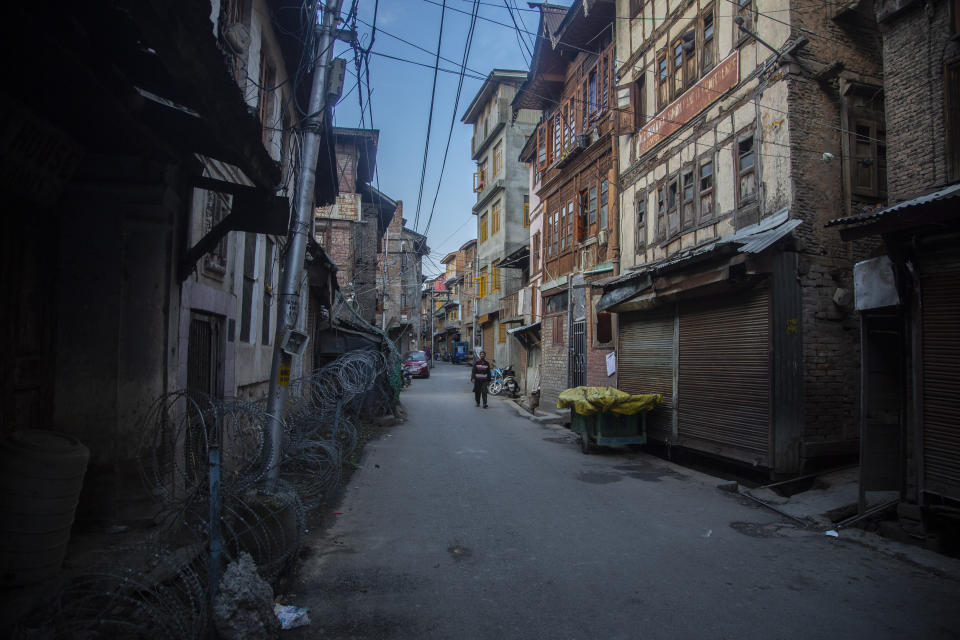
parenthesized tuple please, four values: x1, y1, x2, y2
(920, 255, 960, 500)
(482, 322, 495, 354)
(679, 286, 771, 465)
(619, 309, 675, 442)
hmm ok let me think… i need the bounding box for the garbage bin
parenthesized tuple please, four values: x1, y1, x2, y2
(558, 387, 662, 455)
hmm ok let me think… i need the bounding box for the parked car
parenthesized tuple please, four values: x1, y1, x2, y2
(402, 350, 430, 379)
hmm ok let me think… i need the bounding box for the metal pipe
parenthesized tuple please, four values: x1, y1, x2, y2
(739, 489, 810, 527)
(265, 0, 343, 480)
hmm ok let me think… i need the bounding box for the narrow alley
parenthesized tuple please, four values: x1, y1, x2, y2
(286, 363, 960, 640)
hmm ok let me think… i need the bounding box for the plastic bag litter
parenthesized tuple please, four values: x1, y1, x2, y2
(274, 603, 311, 629)
(825, 530, 839, 538)
(557, 386, 663, 416)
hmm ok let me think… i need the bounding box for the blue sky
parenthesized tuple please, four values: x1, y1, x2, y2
(332, 0, 549, 278)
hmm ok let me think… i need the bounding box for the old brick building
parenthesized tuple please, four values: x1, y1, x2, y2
(600, 0, 884, 474)
(314, 127, 397, 325)
(377, 202, 429, 354)
(828, 0, 960, 518)
(513, 1, 619, 410)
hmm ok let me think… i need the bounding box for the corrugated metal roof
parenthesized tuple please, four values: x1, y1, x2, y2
(601, 209, 798, 295)
(508, 320, 541, 335)
(826, 183, 960, 227)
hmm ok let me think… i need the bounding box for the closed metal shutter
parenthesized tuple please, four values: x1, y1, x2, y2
(920, 255, 960, 500)
(679, 286, 771, 465)
(619, 309, 675, 442)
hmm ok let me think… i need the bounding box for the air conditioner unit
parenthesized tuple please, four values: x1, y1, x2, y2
(598, 230, 608, 246)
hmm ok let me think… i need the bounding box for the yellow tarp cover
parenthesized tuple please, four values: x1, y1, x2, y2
(557, 386, 663, 416)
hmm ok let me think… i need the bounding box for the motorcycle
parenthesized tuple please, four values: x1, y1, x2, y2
(401, 366, 413, 388)
(488, 364, 519, 397)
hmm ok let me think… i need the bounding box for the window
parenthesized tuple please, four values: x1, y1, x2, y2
(480, 212, 488, 242)
(474, 160, 487, 193)
(552, 209, 560, 255)
(559, 205, 567, 251)
(532, 231, 541, 272)
(633, 75, 647, 130)
(701, 4, 716, 74)
(449, 309, 458, 322)
(672, 38, 684, 98)
(479, 266, 488, 298)
(523, 195, 530, 228)
(537, 122, 549, 171)
(203, 191, 230, 274)
(400, 292, 407, 309)
(699, 157, 715, 220)
(566, 201, 575, 248)
(588, 185, 598, 225)
(635, 191, 647, 252)
(261, 237, 274, 344)
(667, 175, 680, 234)
(657, 51, 669, 110)
(596, 312, 612, 344)
(681, 167, 695, 229)
(491, 260, 501, 292)
(851, 121, 887, 197)
(588, 68, 598, 115)
(736, 0, 755, 39)
(498, 324, 507, 344)
(656, 183, 666, 239)
(492, 200, 501, 235)
(552, 315, 565, 346)
(600, 180, 609, 229)
(736, 133, 757, 206)
(241, 233, 257, 342)
(493, 140, 503, 177)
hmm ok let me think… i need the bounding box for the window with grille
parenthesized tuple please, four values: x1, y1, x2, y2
(498, 324, 507, 344)
(493, 140, 503, 177)
(492, 200, 501, 235)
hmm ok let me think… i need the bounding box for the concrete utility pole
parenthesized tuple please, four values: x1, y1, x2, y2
(430, 285, 435, 366)
(265, 0, 343, 480)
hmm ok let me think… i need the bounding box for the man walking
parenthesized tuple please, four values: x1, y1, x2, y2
(470, 350, 491, 408)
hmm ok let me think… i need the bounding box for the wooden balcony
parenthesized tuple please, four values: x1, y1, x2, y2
(498, 290, 521, 321)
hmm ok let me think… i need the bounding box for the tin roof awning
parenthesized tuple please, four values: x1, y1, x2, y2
(826, 183, 960, 240)
(597, 209, 800, 312)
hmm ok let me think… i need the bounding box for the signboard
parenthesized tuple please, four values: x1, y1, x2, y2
(606, 351, 617, 377)
(635, 51, 740, 157)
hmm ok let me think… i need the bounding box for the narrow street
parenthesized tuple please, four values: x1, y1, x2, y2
(288, 362, 960, 640)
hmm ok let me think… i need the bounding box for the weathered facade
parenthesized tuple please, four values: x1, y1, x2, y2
(314, 128, 397, 326)
(513, 1, 620, 410)
(603, 0, 884, 474)
(828, 0, 960, 520)
(0, 0, 337, 523)
(377, 202, 429, 355)
(463, 70, 540, 368)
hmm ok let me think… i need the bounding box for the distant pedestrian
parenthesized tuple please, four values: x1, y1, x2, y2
(470, 350, 491, 408)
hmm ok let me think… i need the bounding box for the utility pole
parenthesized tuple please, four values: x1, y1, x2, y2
(430, 285, 435, 366)
(265, 0, 343, 480)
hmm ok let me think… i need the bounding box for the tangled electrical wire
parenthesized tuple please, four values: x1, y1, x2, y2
(14, 325, 402, 638)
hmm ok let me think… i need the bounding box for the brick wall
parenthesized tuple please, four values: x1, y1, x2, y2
(540, 313, 568, 410)
(785, 6, 885, 444)
(880, 0, 960, 198)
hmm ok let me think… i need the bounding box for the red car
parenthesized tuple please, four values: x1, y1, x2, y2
(402, 351, 430, 379)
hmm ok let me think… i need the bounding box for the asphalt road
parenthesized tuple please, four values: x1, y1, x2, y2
(286, 362, 960, 640)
